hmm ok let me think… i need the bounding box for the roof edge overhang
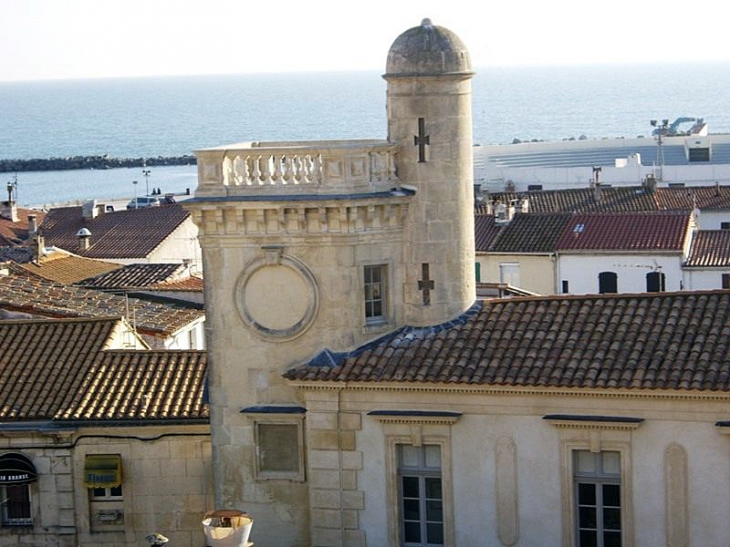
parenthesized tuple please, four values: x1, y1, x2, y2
(284, 381, 730, 401)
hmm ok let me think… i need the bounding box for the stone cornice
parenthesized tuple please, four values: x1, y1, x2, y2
(286, 381, 730, 402)
(187, 196, 411, 237)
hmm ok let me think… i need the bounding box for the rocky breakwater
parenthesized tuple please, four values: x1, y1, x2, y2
(0, 155, 197, 173)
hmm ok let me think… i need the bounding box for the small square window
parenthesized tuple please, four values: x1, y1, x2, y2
(251, 417, 305, 481)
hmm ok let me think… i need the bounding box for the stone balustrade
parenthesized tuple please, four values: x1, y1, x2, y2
(195, 140, 399, 198)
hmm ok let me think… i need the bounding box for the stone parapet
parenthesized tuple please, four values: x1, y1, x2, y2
(195, 140, 399, 197)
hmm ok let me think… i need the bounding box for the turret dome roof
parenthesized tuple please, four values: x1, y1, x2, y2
(385, 18, 472, 77)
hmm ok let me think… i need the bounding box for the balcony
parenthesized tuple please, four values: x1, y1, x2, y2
(195, 140, 399, 199)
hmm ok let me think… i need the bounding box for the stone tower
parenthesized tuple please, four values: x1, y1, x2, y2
(185, 19, 475, 547)
(384, 18, 476, 325)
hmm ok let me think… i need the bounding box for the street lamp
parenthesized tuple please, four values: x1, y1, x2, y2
(142, 167, 151, 197)
(133, 180, 138, 209)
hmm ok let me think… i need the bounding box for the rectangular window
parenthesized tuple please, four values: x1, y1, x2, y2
(574, 450, 622, 547)
(398, 445, 443, 546)
(562, 280, 569, 294)
(1, 484, 32, 526)
(253, 420, 305, 481)
(723, 274, 730, 289)
(90, 485, 123, 501)
(364, 264, 387, 322)
(499, 263, 520, 287)
(721, 222, 730, 230)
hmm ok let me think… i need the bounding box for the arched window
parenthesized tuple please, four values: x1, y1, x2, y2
(598, 272, 618, 294)
(0, 452, 37, 526)
(646, 271, 666, 292)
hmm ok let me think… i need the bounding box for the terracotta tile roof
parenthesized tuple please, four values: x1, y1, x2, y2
(489, 213, 572, 253)
(77, 263, 188, 290)
(16, 250, 121, 284)
(39, 204, 190, 259)
(0, 316, 207, 422)
(0, 208, 45, 245)
(685, 230, 730, 267)
(656, 185, 730, 211)
(285, 291, 730, 391)
(0, 272, 204, 338)
(151, 276, 205, 292)
(474, 215, 501, 252)
(555, 211, 691, 251)
(485, 187, 660, 214)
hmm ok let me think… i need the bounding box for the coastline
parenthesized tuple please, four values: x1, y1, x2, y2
(0, 155, 196, 173)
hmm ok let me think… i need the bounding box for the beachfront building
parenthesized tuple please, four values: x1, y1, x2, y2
(0, 317, 210, 547)
(186, 19, 730, 547)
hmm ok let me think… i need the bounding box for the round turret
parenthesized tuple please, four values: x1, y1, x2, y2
(385, 18, 472, 77)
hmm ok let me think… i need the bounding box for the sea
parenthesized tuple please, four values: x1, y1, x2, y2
(1, 63, 730, 207)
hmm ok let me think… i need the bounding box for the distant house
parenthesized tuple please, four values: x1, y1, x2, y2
(476, 212, 572, 294)
(77, 262, 204, 305)
(39, 203, 201, 272)
(555, 211, 694, 294)
(0, 271, 205, 349)
(0, 316, 210, 547)
(683, 229, 730, 290)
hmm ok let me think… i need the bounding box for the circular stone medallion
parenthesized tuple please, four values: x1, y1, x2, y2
(235, 255, 319, 340)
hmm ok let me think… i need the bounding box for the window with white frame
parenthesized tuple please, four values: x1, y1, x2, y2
(364, 264, 387, 323)
(574, 450, 622, 547)
(398, 444, 443, 546)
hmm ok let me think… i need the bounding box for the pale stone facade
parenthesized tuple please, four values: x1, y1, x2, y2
(0, 427, 212, 547)
(186, 18, 730, 547)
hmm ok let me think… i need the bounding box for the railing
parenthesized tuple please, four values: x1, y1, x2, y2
(195, 140, 399, 197)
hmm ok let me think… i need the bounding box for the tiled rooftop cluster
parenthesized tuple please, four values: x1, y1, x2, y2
(0, 317, 207, 422)
(479, 184, 730, 214)
(15, 250, 121, 284)
(78, 263, 193, 290)
(0, 271, 203, 337)
(40, 204, 190, 259)
(0, 207, 44, 246)
(475, 210, 691, 253)
(285, 290, 730, 391)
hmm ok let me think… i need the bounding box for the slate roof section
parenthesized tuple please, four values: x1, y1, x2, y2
(484, 187, 660, 214)
(0, 272, 204, 338)
(685, 230, 730, 267)
(489, 213, 572, 253)
(0, 317, 207, 422)
(16, 251, 121, 284)
(0, 247, 34, 264)
(78, 263, 188, 290)
(474, 215, 501, 252)
(284, 290, 730, 391)
(555, 211, 691, 251)
(0, 208, 45, 246)
(40, 204, 190, 259)
(656, 185, 730, 211)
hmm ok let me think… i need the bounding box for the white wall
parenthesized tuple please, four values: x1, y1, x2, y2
(557, 253, 683, 294)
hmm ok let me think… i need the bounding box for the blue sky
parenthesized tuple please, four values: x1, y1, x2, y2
(2, 0, 728, 82)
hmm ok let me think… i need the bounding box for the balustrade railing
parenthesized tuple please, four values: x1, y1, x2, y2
(195, 140, 398, 197)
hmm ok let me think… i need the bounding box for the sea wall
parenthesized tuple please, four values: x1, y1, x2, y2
(0, 155, 196, 173)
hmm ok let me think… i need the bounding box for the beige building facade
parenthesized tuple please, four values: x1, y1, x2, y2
(187, 18, 730, 547)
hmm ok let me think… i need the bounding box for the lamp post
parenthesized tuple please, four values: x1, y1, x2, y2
(142, 167, 151, 197)
(650, 119, 669, 181)
(133, 180, 138, 209)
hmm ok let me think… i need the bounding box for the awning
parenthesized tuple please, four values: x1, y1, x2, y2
(83, 455, 122, 488)
(0, 453, 38, 485)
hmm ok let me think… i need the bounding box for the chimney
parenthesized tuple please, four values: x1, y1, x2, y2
(76, 227, 92, 250)
(82, 200, 99, 220)
(594, 183, 603, 202)
(34, 233, 45, 264)
(642, 174, 657, 193)
(27, 214, 37, 237)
